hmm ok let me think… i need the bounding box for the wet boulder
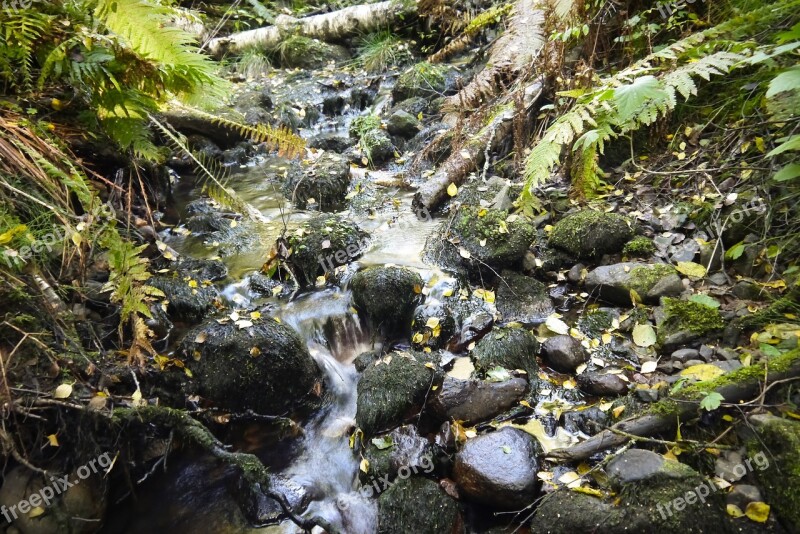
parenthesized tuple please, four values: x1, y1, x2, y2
(472, 326, 540, 377)
(285, 214, 369, 287)
(576, 372, 628, 396)
(453, 427, 540, 508)
(358, 129, 395, 166)
(541, 335, 588, 373)
(425, 206, 536, 279)
(307, 132, 355, 153)
(351, 266, 423, 335)
(285, 152, 351, 211)
(392, 62, 448, 103)
(386, 110, 422, 139)
(496, 271, 555, 324)
(356, 350, 441, 436)
(377, 476, 460, 534)
(411, 304, 456, 350)
(549, 210, 634, 259)
(148, 259, 227, 323)
(585, 262, 682, 305)
(182, 317, 323, 415)
(429, 376, 528, 425)
(360, 425, 436, 485)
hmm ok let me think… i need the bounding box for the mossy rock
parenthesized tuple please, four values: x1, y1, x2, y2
(274, 35, 349, 69)
(377, 476, 460, 534)
(425, 206, 535, 279)
(549, 210, 634, 259)
(182, 317, 323, 415)
(584, 262, 682, 306)
(284, 152, 351, 211)
(472, 326, 540, 377)
(351, 266, 423, 335)
(360, 129, 395, 165)
(658, 297, 724, 347)
(360, 425, 436, 485)
(624, 236, 657, 258)
(747, 415, 800, 531)
(495, 271, 555, 325)
(356, 350, 441, 436)
(148, 259, 227, 322)
(411, 304, 456, 350)
(392, 62, 447, 103)
(578, 308, 618, 338)
(285, 214, 369, 287)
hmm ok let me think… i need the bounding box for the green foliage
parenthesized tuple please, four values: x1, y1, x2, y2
(520, 0, 800, 205)
(1, 0, 226, 160)
(355, 30, 411, 73)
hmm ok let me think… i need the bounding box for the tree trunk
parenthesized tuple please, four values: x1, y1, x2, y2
(206, 0, 417, 58)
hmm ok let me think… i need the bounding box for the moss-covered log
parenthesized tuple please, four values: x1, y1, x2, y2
(548, 349, 800, 462)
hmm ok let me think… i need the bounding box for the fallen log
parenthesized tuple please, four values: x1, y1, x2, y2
(548, 349, 800, 462)
(206, 0, 417, 58)
(412, 81, 542, 213)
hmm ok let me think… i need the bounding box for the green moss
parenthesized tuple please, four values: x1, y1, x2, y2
(349, 114, 382, 139)
(628, 264, 676, 295)
(747, 416, 800, 530)
(661, 297, 724, 337)
(549, 210, 633, 259)
(623, 236, 657, 257)
(578, 309, 615, 338)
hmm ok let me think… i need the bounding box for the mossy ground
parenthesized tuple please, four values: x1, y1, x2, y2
(624, 236, 657, 257)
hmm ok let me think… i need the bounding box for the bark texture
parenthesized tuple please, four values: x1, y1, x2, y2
(207, 0, 417, 58)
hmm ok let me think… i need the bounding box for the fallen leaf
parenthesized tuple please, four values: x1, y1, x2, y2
(641, 360, 658, 373)
(360, 458, 370, 473)
(745, 502, 770, 523)
(727, 504, 745, 518)
(447, 183, 458, 197)
(681, 363, 725, 381)
(46, 434, 59, 447)
(53, 383, 72, 399)
(546, 315, 570, 335)
(632, 323, 657, 347)
(676, 261, 707, 278)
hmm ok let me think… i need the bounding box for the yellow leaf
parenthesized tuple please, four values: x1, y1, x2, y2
(572, 486, 604, 497)
(545, 315, 570, 335)
(680, 363, 725, 381)
(612, 405, 625, 418)
(250, 346, 261, 357)
(412, 332, 424, 344)
(250, 311, 262, 320)
(53, 383, 72, 399)
(727, 504, 745, 518)
(360, 458, 370, 473)
(519, 400, 532, 408)
(447, 183, 458, 197)
(629, 289, 642, 306)
(188, 280, 198, 288)
(676, 261, 707, 278)
(47, 434, 59, 447)
(425, 317, 440, 329)
(745, 502, 770, 523)
(28, 506, 45, 518)
(558, 471, 582, 488)
(632, 324, 657, 347)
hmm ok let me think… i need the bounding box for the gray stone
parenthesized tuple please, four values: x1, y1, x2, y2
(576, 372, 628, 396)
(430, 377, 527, 425)
(541, 335, 588, 372)
(607, 449, 667, 485)
(567, 263, 586, 283)
(670, 348, 699, 363)
(585, 262, 682, 305)
(386, 110, 422, 139)
(453, 427, 539, 508)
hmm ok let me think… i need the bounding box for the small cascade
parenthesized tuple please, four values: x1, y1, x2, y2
(272, 290, 379, 533)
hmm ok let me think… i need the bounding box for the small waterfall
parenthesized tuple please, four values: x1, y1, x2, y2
(273, 290, 379, 533)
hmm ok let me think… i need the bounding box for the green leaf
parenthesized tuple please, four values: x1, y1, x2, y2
(760, 343, 782, 357)
(632, 323, 657, 348)
(767, 134, 800, 157)
(766, 66, 800, 98)
(774, 163, 800, 182)
(486, 366, 512, 382)
(689, 294, 721, 308)
(371, 435, 394, 450)
(700, 392, 724, 411)
(613, 76, 666, 123)
(726, 243, 746, 260)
